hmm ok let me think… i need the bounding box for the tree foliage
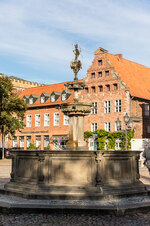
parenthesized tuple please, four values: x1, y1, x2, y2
(0, 76, 27, 158)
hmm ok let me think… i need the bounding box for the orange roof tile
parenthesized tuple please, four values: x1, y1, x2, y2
(107, 53, 150, 100)
(19, 81, 74, 107)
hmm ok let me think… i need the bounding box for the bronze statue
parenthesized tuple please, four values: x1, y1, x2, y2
(70, 44, 82, 81)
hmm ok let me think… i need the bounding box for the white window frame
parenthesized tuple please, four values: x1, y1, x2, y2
(54, 113, 59, 126)
(51, 95, 55, 102)
(104, 122, 111, 132)
(62, 93, 67, 101)
(26, 115, 31, 127)
(115, 139, 121, 150)
(115, 100, 122, 113)
(19, 136, 24, 148)
(29, 98, 33, 105)
(26, 136, 31, 149)
(44, 135, 49, 149)
(12, 136, 17, 148)
(41, 96, 45, 103)
(36, 136, 41, 149)
(104, 101, 111, 114)
(44, 113, 50, 126)
(35, 114, 40, 127)
(91, 123, 97, 132)
(64, 114, 69, 125)
(91, 102, 98, 114)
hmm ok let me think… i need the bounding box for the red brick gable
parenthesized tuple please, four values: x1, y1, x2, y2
(87, 47, 150, 100)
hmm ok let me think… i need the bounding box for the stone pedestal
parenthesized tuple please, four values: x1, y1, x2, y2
(61, 102, 91, 150)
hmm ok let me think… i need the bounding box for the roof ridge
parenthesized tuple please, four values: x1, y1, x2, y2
(108, 53, 150, 69)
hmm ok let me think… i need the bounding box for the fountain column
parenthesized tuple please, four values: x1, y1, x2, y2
(61, 44, 91, 150)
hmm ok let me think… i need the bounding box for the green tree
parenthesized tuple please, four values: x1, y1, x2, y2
(0, 76, 27, 159)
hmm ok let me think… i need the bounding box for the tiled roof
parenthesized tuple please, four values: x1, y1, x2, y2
(107, 53, 150, 100)
(19, 81, 74, 107)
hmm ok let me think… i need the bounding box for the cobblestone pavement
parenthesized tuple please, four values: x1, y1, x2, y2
(1, 211, 150, 226)
(0, 160, 150, 225)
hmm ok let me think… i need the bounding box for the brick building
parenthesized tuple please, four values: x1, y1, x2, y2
(9, 82, 73, 150)
(80, 47, 150, 139)
(8, 47, 150, 149)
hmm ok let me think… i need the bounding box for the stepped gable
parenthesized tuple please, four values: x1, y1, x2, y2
(107, 53, 150, 100)
(19, 81, 74, 106)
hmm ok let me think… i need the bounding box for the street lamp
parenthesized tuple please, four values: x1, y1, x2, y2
(123, 113, 133, 150)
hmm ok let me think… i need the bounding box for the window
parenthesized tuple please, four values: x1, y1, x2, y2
(26, 136, 31, 149)
(35, 114, 40, 127)
(44, 113, 49, 126)
(64, 115, 69, 125)
(115, 100, 122, 113)
(105, 139, 109, 150)
(91, 123, 97, 132)
(104, 101, 111, 113)
(98, 72, 102, 77)
(91, 102, 97, 114)
(26, 115, 31, 127)
(113, 84, 118, 90)
(99, 85, 103, 92)
(144, 105, 149, 116)
(105, 70, 109, 76)
(41, 96, 45, 103)
(115, 139, 121, 150)
(29, 98, 33, 105)
(115, 120, 122, 131)
(19, 136, 24, 148)
(106, 84, 110, 91)
(36, 136, 41, 149)
(12, 136, 17, 148)
(98, 59, 102, 66)
(91, 72, 95, 79)
(104, 122, 111, 132)
(62, 93, 66, 101)
(44, 135, 49, 149)
(85, 87, 89, 93)
(147, 126, 150, 133)
(51, 95, 55, 102)
(54, 113, 59, 126)
(91, 86, 96, 93)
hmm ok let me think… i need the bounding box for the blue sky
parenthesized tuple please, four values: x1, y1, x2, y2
(0, 0, 150, 84)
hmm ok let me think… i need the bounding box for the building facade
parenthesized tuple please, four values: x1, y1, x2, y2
(8, 47, 150, 149)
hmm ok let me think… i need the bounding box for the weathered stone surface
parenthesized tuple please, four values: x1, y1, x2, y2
(4, 150, 147, 200)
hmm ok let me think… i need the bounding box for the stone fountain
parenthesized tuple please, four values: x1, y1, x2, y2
(4, 44, 147, 200)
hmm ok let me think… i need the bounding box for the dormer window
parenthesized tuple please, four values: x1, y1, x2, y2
(28, 94, 39, 105)
(40, 93, 50, 104)
(23, 95, 29, 104)
(61, 90, 72, 101)
(29, 98, 33, 105)
(51, 95, 55, 102)
(62, 93, 66, 101)
(41, 96, 45, 103)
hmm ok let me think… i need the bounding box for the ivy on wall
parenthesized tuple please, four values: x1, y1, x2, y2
(84, 129, 134, 150)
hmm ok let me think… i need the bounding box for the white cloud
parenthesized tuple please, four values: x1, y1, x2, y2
(0, 0, 150, 82)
